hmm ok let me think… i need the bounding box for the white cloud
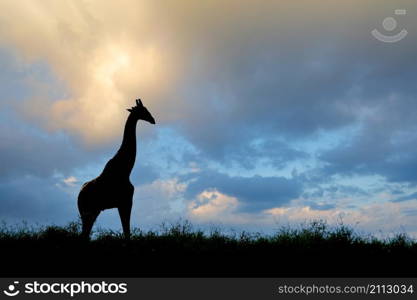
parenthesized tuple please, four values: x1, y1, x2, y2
(62, 176, 78, 187)
(131, 178, 187, 226)
(264, 200, 417, 237)
(186, 189, 417, 237)
(188, 189, 239, 220)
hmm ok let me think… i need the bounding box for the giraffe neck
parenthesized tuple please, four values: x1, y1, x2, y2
(101, 113, 138, 180)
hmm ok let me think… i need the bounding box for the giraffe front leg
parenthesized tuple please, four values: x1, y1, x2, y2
(118, 202, 132, 241)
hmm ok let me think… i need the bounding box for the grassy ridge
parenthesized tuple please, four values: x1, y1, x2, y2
(1, 220, 416, 277)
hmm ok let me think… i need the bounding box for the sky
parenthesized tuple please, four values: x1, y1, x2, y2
(1, 0, 417, 237)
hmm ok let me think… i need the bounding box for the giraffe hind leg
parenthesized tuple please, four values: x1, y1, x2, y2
(80, 210, 100, 240)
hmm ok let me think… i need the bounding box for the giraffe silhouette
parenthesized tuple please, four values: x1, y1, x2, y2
(77, 99, 155, 240)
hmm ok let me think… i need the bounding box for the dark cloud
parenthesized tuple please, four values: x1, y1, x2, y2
(303, 202, 336, 211)
(188, 136, 309, 170)
(0, 119, 95, 179)
(320, 109, 417, 184)
(393, 192, 417, 203)
(0, 112, 159, 184)
(172, 0, 417, 173)
(302, 185, 369, 199)
(130, 162, 160, 186)
(183, 170, 302, 211)
(401, 207, 417, 217)
(0, 176, 77, 224)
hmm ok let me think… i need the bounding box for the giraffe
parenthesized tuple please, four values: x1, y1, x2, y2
(77, 99, 155, 240)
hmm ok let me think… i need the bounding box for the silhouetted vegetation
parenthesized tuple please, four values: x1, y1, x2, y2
(1, 220, 416, 277)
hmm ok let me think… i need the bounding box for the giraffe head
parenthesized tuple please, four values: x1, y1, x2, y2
(127, 99, 156, 124)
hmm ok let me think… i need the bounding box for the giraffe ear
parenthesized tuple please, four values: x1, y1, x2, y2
(127, 108, 133, 112)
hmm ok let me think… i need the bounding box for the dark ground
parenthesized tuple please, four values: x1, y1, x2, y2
(1, 220, 416, 277)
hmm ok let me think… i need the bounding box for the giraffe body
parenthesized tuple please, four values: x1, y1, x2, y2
(77, 99, 155, 240)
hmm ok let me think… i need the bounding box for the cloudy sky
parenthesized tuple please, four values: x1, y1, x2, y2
(1, 0, 417, 236)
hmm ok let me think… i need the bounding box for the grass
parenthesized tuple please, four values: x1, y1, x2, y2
(1, 219, 416, 277)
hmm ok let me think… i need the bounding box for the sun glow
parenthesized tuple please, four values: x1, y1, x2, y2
(91, 43, 162, 92)
(93, 47, 131, 87)
(44, 43, 166, 144)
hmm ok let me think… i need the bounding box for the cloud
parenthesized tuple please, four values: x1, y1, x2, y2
(264, 200, 417, 237)
(0, 118, 95, 179)
(188, 189, 239, 220)
(320, 102, 417, 184)
(183, 170, 302, 211)
(62, 176, 78, 187)
(1, 0, 415, 162)
(186, 191, 417, 237)
(1, 0, 417, 235)
(0, 176, 78, 224)
(264, 206, 343, 223)
(130, 178, 187, 226)
(0, 0, 176, 144)
(392, 192, 417, 203)
(301, 184, 369, 201)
